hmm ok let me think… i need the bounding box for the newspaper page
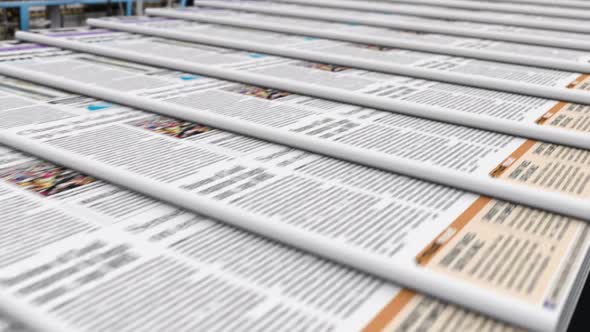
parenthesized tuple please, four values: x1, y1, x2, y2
(271, 0, 590, 33)
(0, 45, 588, 331)
(100, 18, 590, 144)
(6, 31, 590, 216)
(86, 15, 590, 97)
(0, 84, 526, 332)
(469, 0, 590, 10)
(15, 31, 590, 154)
(187, 1, 590, 51)
(370, 0, 586, 18)
(0, 77, 532, 332)
(16, 29, 590, 144)
(0, 144, 517, 332)
(146, 5, 590, 68)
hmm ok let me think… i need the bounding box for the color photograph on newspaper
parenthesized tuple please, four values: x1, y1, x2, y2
(129, 115, 211, 139)
(296, 61, 351, 72)
(225, 84, 291, 100)
(0, 160, 96, 197)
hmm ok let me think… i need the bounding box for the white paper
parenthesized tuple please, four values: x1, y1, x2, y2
(0, 44, 588, 331)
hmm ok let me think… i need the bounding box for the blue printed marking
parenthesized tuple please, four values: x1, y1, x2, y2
(249, 53, 266, 59)
(87, 103, 112, 111)
(180, 74, 201, 81)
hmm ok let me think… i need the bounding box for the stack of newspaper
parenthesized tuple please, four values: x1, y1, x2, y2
(1, 1, 590, 331)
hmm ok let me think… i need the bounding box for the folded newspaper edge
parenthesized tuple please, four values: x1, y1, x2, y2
(477, 0, 590, 9)
(353, 0, 589, 20)
(84, 18, 590, 104)
(419, 0, 590, 10)
(272, 0, 590, 34)
(183, 1, 590, 51)
(139, 7, 590, 73)
(13, 31, 590, 149)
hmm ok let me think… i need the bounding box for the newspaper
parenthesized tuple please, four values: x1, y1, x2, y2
(270, 0, 590, 33)
(0, 138, 524, 332)
(0, 45, 588, 331)
(82, 15, 590, 107)
(349, 0, 588, 19)
(468, 0, 590, 10)
(185, 0, 590, 51)
(0, 74, 524, 332)
(15, 29, 590, 148)
(143, 6, 590, 74)
(5, 32, 590, 220)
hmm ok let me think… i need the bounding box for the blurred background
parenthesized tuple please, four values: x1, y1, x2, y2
(0, 0, 192, 40)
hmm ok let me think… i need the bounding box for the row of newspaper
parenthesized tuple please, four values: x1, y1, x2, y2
(1, 1, 590, 331)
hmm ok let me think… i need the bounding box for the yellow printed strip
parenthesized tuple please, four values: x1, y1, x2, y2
(415, 197, 491, 266)
(567, 74, 590, 89)
(489, 140, 537, 178)
(535, 101, 568, 125)
(536, 74, 589, 125)
(363, 289, 416, 332)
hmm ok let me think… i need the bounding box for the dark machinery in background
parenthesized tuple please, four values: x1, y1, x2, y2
(1, 0, 172, 40)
